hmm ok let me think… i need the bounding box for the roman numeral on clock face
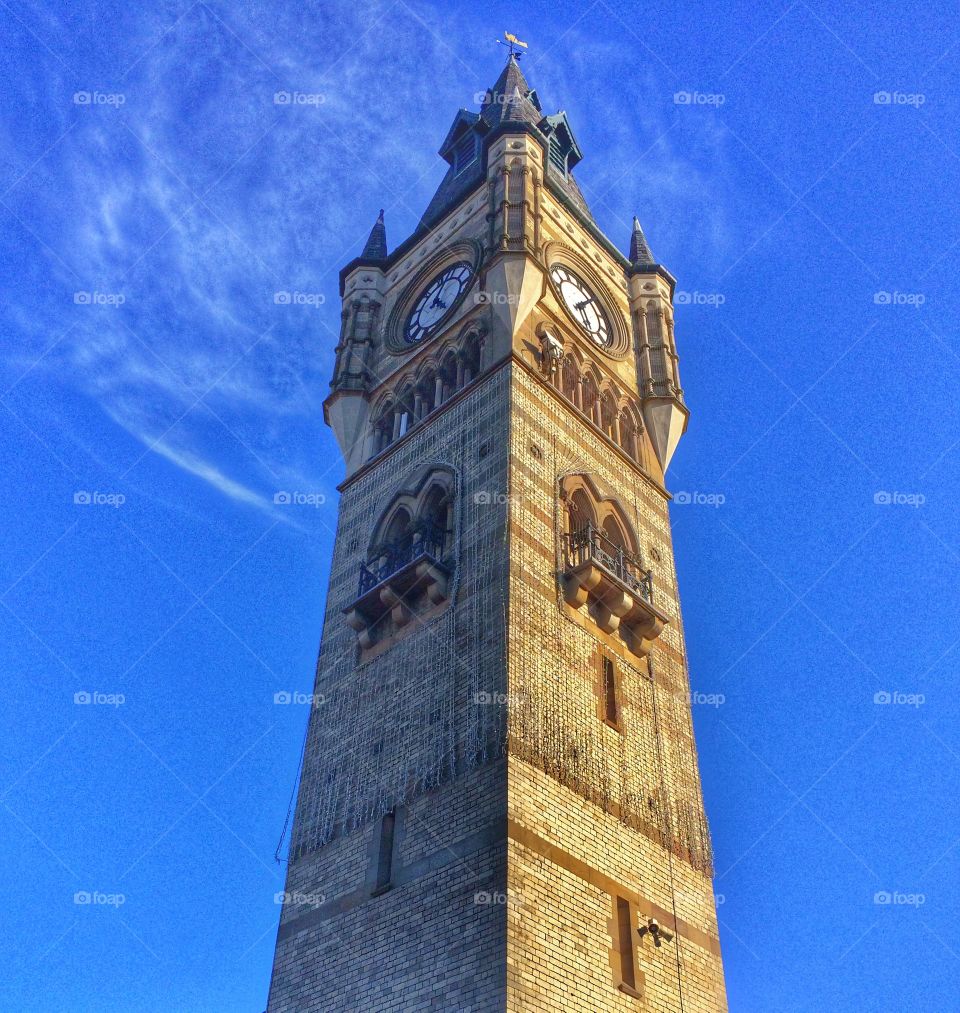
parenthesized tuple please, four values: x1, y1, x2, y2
(405, 262, 474, 343)
(549, 264, 611, 347)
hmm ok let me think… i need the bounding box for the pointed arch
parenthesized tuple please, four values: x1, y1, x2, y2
(369, 391, 397, 455)
(644, 299, 662, 348)
(414, 364, 438, 419)
(599, 387, 618, 440)
(617, 404, 639, 461)
(382, 506, 413, 551)
(438, 347, 459, 404)
(601, 513, 628, 552)
(567, 487, 596, 535)
(560, 354, 580, 405)
(460, 328, 482, 386)
(393, 381, 416, 439)
(559, 472, 641, 560)
(366, 464, 457, 568)
(580, 372, 600, 424)
(419, 481, 453, 555)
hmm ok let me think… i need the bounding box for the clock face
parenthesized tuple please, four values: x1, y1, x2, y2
(404, 261, 474, 343)
(550, 264, 611, 347)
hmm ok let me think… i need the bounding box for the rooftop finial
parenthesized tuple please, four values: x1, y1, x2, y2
(496, 30, 528, 59)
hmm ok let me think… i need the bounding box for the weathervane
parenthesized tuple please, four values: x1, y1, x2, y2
(496, 31, 528, 58)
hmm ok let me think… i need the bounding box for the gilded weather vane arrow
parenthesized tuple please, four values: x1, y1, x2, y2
(496, 30, 528, 58)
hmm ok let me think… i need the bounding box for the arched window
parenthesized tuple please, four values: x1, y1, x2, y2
(379, 507, 412, 560)
(602, 514, 628, 553)
(372, 400, 395, 455)
(619, 409, 638, 461)
(365, 468, 456, 576)
(507, 159, 524, 237)
(416, 369, 437, 420)
(567, 489, 595, 540)
(419, 484, 452, 556)
(561, 474, 643, 576)
(581, 374, 598, 423)
(559, 474, 664, 654)
(600, 392, 617, 441)
(461, 330, 482, 386)
(438, 351, 458, 405)
(394, 385, 415, 439)
(645, 302, 664, 392)
(348, 469, 457, 650)
(561, 356, 579, 404)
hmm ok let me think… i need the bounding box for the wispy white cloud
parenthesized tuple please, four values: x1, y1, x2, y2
(1, 1, 738, 514)
(125, 425, 275, 512)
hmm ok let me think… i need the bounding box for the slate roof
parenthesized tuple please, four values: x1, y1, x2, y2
(419, 55, 596, 229)
(479, 54, 543, 129)
(361, 208, 387, 261)
(629, 216, 655, 267)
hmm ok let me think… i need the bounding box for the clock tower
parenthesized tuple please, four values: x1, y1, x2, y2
(267, 52, 727, 1012)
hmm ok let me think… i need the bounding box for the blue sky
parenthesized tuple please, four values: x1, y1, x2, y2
(2, 1, 959, 1010)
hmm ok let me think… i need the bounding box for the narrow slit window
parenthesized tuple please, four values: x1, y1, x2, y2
(602, 656, 618, 726)
(617, 896, 637, 990)
(373, 809, 396, 894)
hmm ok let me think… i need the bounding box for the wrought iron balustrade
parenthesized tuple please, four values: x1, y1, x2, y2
(357, 522, 448, 597)
(564, 523, 653, 603)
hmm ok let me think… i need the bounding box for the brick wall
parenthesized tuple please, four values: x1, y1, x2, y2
(268, 764, 507, 1012)
(504, 367, 727, 1011)
(267, 372, 512, 1011)
(267, 359, 727, 1010)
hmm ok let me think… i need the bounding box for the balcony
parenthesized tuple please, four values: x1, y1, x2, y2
(562, 524, 668, 655)
(344, 522, 451, 651)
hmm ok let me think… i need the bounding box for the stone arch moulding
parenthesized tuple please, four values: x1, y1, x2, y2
(368, 464, 457, 548)
(542, 241, 631, 359)
(343, 463, 459, 654)
(559, 472, 640, 558)
(383, 239, 485, 353)
(366, 323, 488, 460)
(557, 471, 667, 657)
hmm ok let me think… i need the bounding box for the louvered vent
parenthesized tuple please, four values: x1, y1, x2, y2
(453, 134, 477, 174)
(548, 135, 567, 175)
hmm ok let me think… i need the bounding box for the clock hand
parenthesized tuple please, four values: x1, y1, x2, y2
(430, 295, 448, 309)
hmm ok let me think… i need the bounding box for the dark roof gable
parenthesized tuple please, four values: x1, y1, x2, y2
(438, 109, 483, 164)
(419, 54, 595, 229)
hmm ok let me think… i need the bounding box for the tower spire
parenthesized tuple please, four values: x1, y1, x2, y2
(629, 215, 655, 267)
(480, 52, 539, 127)
(361, 208, 387, 261)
